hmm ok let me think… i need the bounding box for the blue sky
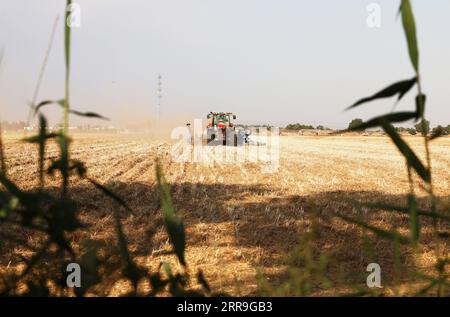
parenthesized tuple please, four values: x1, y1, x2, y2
(0, 0, 449, 128)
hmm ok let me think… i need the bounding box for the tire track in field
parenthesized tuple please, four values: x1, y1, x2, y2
(120, 151, 156, 183)
(84, 154, 131, 183)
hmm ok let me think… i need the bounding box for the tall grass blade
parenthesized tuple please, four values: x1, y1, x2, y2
(69, 110, 109, 121)
(0, 49, 5, 174)
(407, 194, 420, 242)
(32, 99, 109, 121)
(346, 77, 416, 110)
(63, 0, 72, 134)
(23, 132, 59, 144)
(0, 122, 5, 173)
(32, 99, 64, 116)
(400, 0, 419, 72)
(380, 120, 430, 182)
(415, 94, 426, 120)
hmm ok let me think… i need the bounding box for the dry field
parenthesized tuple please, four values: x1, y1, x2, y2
(1, 133, 449, 296)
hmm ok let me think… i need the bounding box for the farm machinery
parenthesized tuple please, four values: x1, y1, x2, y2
(205, 112, 249, 146)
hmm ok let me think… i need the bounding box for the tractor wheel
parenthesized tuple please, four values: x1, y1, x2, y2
(207, 134, 216, 146)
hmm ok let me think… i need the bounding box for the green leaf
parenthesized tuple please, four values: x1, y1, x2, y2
(380, 120, 430, 182)
(33, 100, 109, 121)
(347, 112, 416, 131)
(407, 194, 420, 242)
(346, 77, 416, 110)
(400, 0, 419, 72)
(415, 94, 426, 120)
(335, 213, 410, 244)
(69, 110, 109, 121)
(0, 122, 5, 173)
(32, 99, 65, 116)
(156, 163, 186, 267)
(22, 132, 59, 144)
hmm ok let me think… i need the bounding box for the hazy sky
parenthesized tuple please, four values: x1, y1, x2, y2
(0, 0, 449, 128)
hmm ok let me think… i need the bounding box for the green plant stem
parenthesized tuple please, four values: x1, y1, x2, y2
(417, 73, 445, 297)
(61, 1, 71, 196)
(0, 122, 5, 173)
(407, 166, 415, 196)
(63, 1, 71, 135)
(416, 77, 437, 226)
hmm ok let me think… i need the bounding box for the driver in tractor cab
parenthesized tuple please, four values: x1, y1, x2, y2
(217, 114, 226, 130)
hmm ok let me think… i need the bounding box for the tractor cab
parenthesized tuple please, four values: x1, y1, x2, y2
(206, 112, 244, 146)
(207, 112, 236, 129)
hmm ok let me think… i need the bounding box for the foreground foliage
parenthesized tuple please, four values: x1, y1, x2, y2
(0, 0, 448, 297)
(258, 0, 448, 296)
(0, 1, 211, 297)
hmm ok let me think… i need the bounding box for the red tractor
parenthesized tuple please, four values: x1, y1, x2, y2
(206, 112, 247, 146)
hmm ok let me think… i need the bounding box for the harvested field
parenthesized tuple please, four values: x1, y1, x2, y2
(1, 133, 449, 295)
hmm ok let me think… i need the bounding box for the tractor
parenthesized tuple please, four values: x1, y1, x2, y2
(205, 112, 249, 146)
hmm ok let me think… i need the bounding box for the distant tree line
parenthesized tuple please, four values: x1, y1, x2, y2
(348, 118, 450, 136)
(285, 119, 449, 136)
(429, 124, 450, 136)
(394, 126, 418, 135)
(285, 123, 331, 130)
